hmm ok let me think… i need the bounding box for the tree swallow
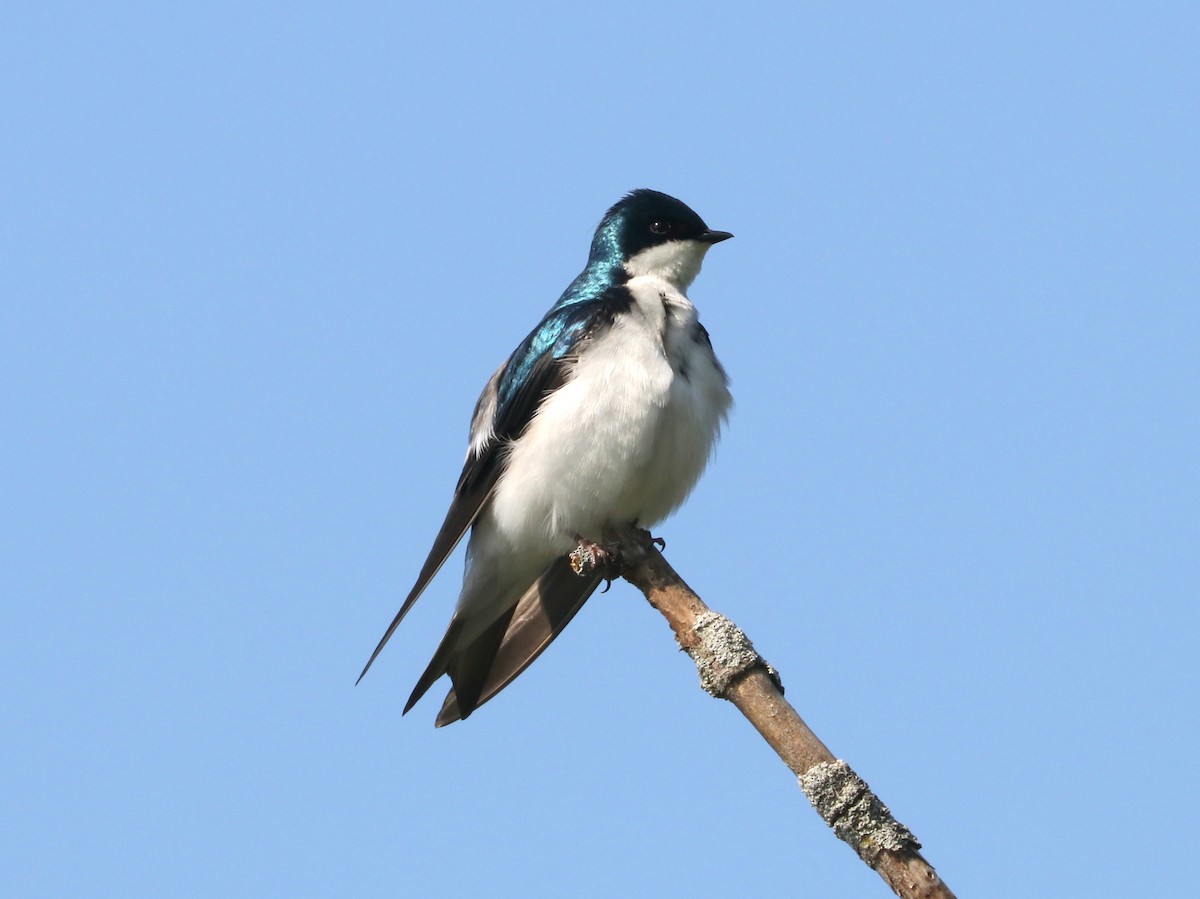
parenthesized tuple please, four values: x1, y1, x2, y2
(359, 189, 733, 725)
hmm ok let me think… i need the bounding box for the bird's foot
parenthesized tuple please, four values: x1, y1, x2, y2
(569, 534, 623, 589)
(624, 525, 665, 552)
(568, 527, 666, 586)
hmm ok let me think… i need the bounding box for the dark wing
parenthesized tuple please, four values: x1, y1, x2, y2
(356, 293, 622, 684)
(355, 353, 568, 684)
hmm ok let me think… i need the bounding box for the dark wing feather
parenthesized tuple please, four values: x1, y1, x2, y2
(358, 290, 626, 690)
(432, 557, 603, 726)
(355, 352, 568, 684)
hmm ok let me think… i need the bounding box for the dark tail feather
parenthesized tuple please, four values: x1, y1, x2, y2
(403, 617, 463, 716)
(434, 557, 602, 726)
(444, 605, 517, 719)
(403, 606, 516, 717)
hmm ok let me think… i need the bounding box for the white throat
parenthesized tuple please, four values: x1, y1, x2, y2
(622, 240, 712, 290)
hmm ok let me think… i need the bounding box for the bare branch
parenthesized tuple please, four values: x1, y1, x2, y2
(594, 530, 957, 899)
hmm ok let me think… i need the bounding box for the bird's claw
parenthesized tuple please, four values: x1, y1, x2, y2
(628, 526, 665, 552)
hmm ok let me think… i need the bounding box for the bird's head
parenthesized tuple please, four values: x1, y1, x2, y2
(589, 189, 732, 290)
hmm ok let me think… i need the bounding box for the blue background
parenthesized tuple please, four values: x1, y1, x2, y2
(4, 3, 1196, 896)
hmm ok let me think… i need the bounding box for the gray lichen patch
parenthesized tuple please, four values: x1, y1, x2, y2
(689, 611, 766, 697)
(799, 760, 920, 861)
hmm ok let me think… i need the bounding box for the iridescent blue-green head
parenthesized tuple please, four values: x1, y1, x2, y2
(589, 189, 733, 290)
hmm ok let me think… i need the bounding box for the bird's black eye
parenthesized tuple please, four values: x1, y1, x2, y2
(649, 220, 672, 235)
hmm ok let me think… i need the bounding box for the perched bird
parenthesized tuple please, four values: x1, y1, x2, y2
(359, 189, 733, 725)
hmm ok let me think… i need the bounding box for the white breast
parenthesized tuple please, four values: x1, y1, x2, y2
(485, 275, 732, 560)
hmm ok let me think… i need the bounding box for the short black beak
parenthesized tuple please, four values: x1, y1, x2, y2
(699, 229, 734, 244)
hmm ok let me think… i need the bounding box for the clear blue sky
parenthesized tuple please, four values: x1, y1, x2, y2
(3, 3, 1196, 897)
